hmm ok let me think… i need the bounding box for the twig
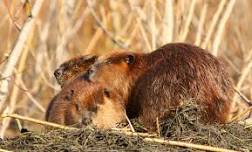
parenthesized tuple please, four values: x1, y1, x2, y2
(239, 116, 252, 127)
(150, 0, 156, 50)
(201, 0, 227, 49)
(144, 138, 238, 152)
(86, 28, 103, 52)
(87, 0, 127, 49)
(235, 57, 252, 92)
(0, 55, 9, 66)
(125, 24, 138, 47)
(86, 8, 109, 52)
(120, 13, 133, 36)
(15, 118, 22, 131)
(112, 125, 238, 152)
(234, 88, 252, 104)
(0, 148, 12, 152)
(162, 0, 174, 44)
(179, 0, 197, 41)
(112, 127, 238, 152)
(0, 25, 35, 137)
(0, 0, 44, 110)
(18, 78, 46, 112)
(234, 27, 246, 57)
(3, 0, 22, 31)
(28, 45, 59, 91)
(231, 106, 252, 122)
(137, 18, 152, 52)
(124, 113, 135, 132)
(243, 118, 252, 128)
(55, 4, 89, 67)
(156, 117, 160, 137)
(0, 114, 240, 152)
(195, 3, 207, 46)
(233, 51, 252, 102)
(1, 114, 77, 130)
(111, 128, 156, 138)
(212, 0, 236, 55)
(222, 55, 240, 74)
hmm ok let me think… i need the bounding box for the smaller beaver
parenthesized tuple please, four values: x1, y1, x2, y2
(45, 76, 125, 129)
(54, 55, 97, 87)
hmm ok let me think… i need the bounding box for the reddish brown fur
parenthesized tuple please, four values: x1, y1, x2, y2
(87, 52, 149, 106)
(54, 55, 97, 87)
(46, 76, 125, 129)
(87, 43, 242, 131)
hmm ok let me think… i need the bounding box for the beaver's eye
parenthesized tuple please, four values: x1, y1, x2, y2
(125, 54, 135, 64)
(54, 68, 63, 78)
(103, 88, 110, 98)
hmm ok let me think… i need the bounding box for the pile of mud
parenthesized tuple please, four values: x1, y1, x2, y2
(1, 102, 251, 151)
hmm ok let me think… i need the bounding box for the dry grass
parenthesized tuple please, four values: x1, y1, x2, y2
(0, 101, 251, 151)
(0, 0, 252, 150)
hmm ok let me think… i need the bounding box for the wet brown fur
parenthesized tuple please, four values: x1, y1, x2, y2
(46, 76, 125, 129)
(88, 43, 245, 131)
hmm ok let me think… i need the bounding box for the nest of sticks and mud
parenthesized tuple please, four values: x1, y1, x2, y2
(1, 101, 252, 152)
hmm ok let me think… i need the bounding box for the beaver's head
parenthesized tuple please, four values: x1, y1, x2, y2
(84, 52, 145, 102)
(64, 78, 125, 129)
(54, 55, 97, 87)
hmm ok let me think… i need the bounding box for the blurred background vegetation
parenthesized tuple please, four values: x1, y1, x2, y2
(0, 0, 251, 138)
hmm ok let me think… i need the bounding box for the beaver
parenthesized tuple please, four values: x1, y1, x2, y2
(45, 76, 125, 129)
(54, 54, 97, 87)
(85, 43, 251, 131)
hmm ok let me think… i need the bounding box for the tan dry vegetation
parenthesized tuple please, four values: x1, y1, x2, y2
(0, 0, 251, 142)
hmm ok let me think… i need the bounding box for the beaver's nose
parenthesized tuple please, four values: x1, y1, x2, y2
(54, 68, 63, 78)
(82, 117, 91, 126)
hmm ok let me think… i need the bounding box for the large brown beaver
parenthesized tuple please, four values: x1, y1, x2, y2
(85, 43, 251, 131)
(54, 54, 97, 87)
(45, 76, 125, 129)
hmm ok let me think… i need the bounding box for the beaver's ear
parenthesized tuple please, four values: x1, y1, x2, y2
(84, 55, 98, 62)
(103, 88, 110, 98)
(125, 54, 135, 64)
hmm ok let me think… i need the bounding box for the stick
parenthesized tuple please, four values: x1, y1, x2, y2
(234, 88, 252, 105)
(124, 113, 135, 132)
(112, 128, 237, 152)
(240, 118, 252, 128)
(144, 138, 238, 152)
(231, 106, 252, 123)
(1, 114, 77, 130)
(201, 0, 226, 49)
(86, 0, 127, 49)
(0, 148, 12, 152)
(15, 118, 22, 131)
(111, 128, 156, 138)
(0, 114, 239, 151)
(212, 0, 236, 55)
(0, 0, 45, 110)
(156, 117, 161, 137)
(195, 3, 207, 46)
(113, 128, 238, 152)
(137, 18, 152, 52)
(179, 0, 197, 41)
(150, 0, 156, 50)
(162, 0, 174, 44)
